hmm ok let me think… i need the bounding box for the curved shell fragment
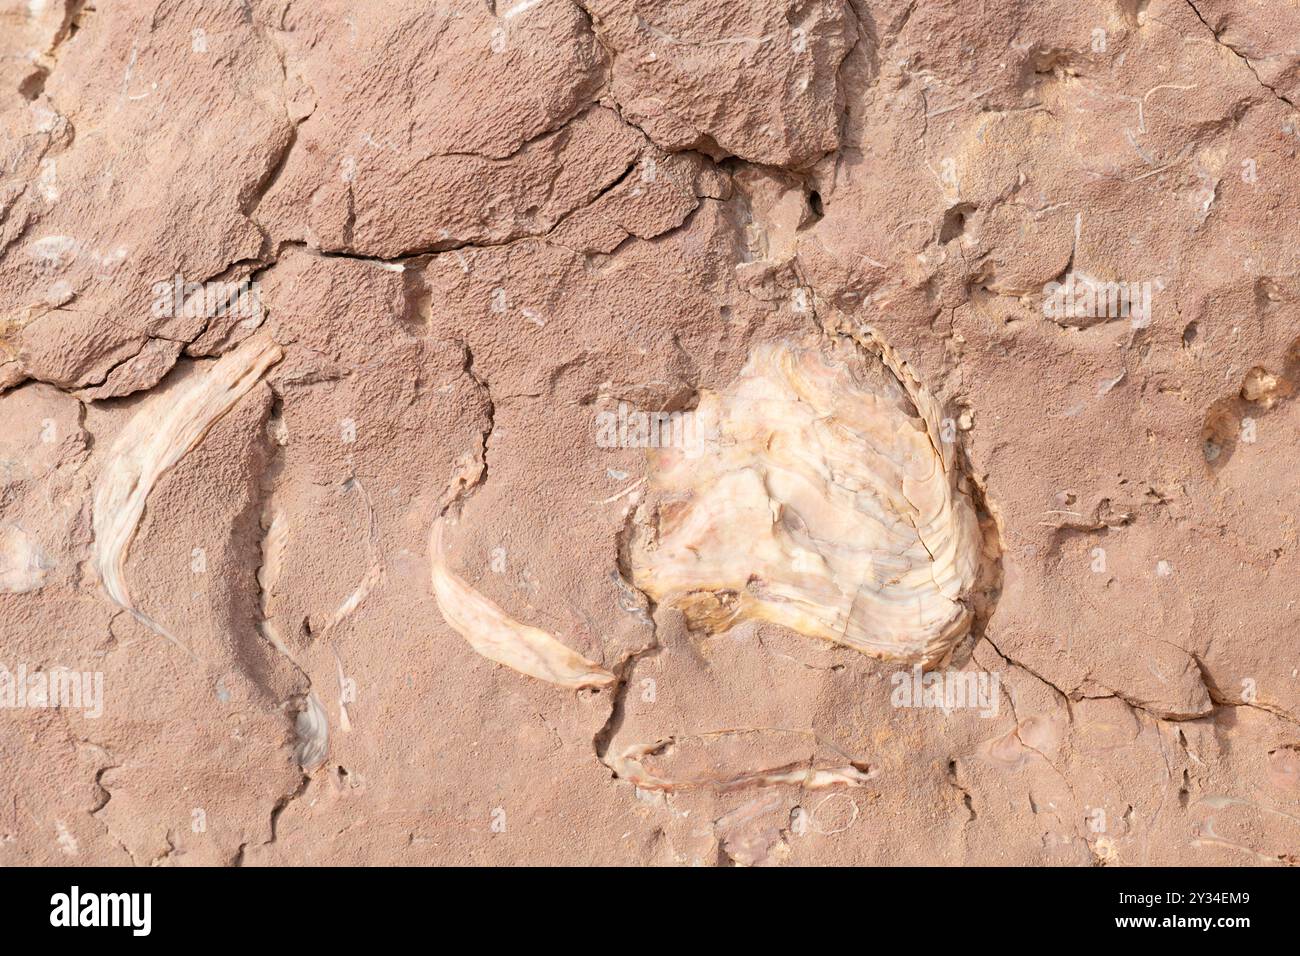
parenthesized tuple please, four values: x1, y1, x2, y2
(429, 518, 615, 689)
(90, 334, 283, 653)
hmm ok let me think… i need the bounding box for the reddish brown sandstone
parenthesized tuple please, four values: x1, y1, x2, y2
(0, 0, 1297, 866)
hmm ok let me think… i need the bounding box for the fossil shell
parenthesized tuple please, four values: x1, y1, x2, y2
(430, 518, 616, 689)
(295, 692, 329, 771)
(0, 524, 53, 594)
(607, 730, 874, 793)
(91, 334, 283, 656)
(630, 331, 982, 665)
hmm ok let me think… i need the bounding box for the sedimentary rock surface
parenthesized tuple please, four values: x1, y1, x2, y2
(1, 0, 1297, 866)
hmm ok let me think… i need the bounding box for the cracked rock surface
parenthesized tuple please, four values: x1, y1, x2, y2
(1, 0, 1298, 866)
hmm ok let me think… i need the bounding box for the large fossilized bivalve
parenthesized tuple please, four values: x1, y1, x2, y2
(629, 332, 983, 665)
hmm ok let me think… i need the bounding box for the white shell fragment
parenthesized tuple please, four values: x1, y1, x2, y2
(91, 334, 283, 653)
(608, 731, 874, 794)
(0, 524, 53, 594)
(429, 518, 616, 689)
(295, 692, 330, 771)
(257, 509, 294, 657)
(630, 332, 983, 665)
